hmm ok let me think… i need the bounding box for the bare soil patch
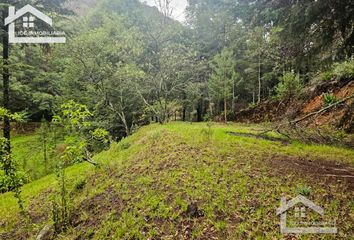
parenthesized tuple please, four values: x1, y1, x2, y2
(227, 131, 290, 145)
(269, 155, 354, 190)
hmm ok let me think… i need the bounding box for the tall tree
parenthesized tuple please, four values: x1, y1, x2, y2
(1, 5, 10, 152)
(209, 49, 238, 123)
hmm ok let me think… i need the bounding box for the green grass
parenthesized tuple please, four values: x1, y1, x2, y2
(11, 133, 44, 179)
(1, 122, 353, 239)
(10, 129, 64, 182)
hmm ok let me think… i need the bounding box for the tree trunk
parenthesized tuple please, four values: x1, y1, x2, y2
(182, 107, 186, 121)
(43, 136, 48, 174)
(197, 101, 203, 122)
(258, 53, 261, 104)
(224, 97, 227, 123)
(2, 8, 11, 155)
(232, 79, 236, 116)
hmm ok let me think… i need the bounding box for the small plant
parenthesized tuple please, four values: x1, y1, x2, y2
(38, 118, 52, 174)
(296, 184, 312, 197)
(276, 72, 303, 100)
(201, 122, 214, 141)
(118, 141, 131, 151)
(248, 102, 257, 109)
(150, 130, 162, 142)
(75, 178, 86, 190)
(323, 94, 339, 106)
(319, 71, 334, 81)
(214, 220, 227, 231)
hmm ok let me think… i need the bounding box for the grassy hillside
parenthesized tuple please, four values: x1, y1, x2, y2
(11, 131, 62, 181)
(1, 122, 353, 239)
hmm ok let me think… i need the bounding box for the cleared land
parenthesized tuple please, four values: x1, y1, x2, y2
(1, 122, 353, 239)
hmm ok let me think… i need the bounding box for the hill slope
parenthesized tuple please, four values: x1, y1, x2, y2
(236, 78, 354, 134)
(1, 123, 353, 239)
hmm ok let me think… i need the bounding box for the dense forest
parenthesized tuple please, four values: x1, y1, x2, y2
(0, 0, 353, 239)
(1, 0, 353, 135)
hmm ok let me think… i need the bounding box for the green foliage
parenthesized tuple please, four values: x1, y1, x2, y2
(295, 184, 312, 197)
(117, 142, 131, 151)
(201, 122, 214, 142)
(323, 94, 339, 106)
(276, 72, 303, 100)
(74, 178, 86, 190)
(51, 101, 108, 234)
(209, 49, 239, 121)
(1, 123, 354, 238)
(0, 108, 26, 211)
(319, 71, 335, 81)
(248, 102, 257, 109)
(209, 49, 238, 102)
(54, 100, 93, 131)
(0, 168, 28, 193)
(91, 129, 109, 144)
(333, 59, 354, 80)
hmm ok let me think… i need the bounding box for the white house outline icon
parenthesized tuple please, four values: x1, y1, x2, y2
(4, 5, 66, 44)
(276, 195, 337, 234)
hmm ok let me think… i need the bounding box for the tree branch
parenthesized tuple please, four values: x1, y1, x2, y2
(291, 94, 354, 124)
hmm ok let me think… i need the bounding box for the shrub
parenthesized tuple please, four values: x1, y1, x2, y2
(333, 59, 354, 80)
(323, 94, 339, 106)
(276, 72, 303, 100)
(0, 170, 28, 193)
(319, 71, 334, 81)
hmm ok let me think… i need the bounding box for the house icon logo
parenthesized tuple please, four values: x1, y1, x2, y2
(276, 195, 337, 234)
(4, 5, 66, 44)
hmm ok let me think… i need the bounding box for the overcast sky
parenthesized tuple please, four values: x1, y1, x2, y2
(140, 0, 188, 22)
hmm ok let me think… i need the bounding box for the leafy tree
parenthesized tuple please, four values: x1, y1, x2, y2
(0, 108, 26, 211)
(62, 15, 144, 137)
(52, 100, 108, 233)
(139, 43, 199, 123)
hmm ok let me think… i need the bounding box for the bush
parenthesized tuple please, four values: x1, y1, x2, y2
(319, 71, 334, 81)
(333, 59, 354, 80)
(323, 94, 339, 106)
(0, 170, 28, 193)
(276, 72, 303, 100)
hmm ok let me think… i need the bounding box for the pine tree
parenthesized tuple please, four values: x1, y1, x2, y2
(208, 49, 238, 123)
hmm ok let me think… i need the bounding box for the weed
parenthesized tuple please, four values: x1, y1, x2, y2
(201, 122, 214, 141)
(74, 178, 86, 190)
(295, 184, 312, 196)
(323, 93, 339, 106)
(118, 141, 131, 151)
(215, 220, 227, 231)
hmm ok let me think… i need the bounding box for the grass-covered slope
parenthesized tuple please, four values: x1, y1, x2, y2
(9, 131, 63, 182)
(1, 122, 353, 239)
